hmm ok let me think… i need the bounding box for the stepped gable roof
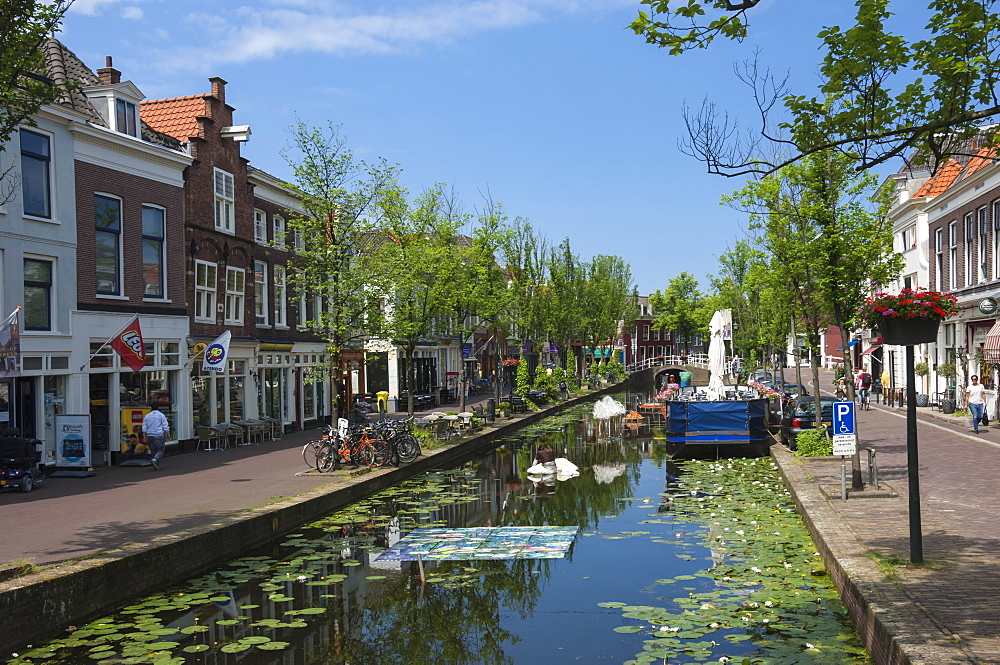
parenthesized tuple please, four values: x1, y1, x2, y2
(912, 158, 963, 198)
(41, 40, 182, 150)
(140, 95, 212, 142)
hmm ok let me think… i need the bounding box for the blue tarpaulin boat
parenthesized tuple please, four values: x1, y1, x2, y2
(665, 399, 770, 445)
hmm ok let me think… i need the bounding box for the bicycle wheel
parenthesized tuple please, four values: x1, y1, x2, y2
(367, 439, 392, 468)
(302, 439, 324, 468)
(315, 442, 339, 473)
(395, 434, 421, 463)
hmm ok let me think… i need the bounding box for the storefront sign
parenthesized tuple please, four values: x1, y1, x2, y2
(55, 414, 91, 468)
(980, 298, 998, 315)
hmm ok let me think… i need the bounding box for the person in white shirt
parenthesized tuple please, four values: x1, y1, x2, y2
(142, 405, 171, 470)
(965, 375, 987, 434)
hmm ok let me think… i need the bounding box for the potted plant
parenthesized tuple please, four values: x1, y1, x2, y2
(855, 288, 959, 345)
(937, 362, 957, 413)
(498, 402, 510, 418)
(914, 361, 930, 406)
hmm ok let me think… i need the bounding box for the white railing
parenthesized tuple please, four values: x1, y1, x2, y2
(626, 354, 711, 374)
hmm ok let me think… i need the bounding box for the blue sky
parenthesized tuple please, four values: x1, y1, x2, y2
(60, 1, 889, 295)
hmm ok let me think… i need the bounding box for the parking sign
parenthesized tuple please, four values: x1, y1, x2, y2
(832, 401, 857, 455)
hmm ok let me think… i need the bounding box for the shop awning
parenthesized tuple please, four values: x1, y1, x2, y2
(983, 321, 1000, 362)
(835, 340, 861, 350)
(862, 345, 881, 354)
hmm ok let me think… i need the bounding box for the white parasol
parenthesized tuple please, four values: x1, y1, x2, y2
(706, 310, 727, 400)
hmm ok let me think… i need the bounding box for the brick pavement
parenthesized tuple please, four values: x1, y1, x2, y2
(775, 370, 1000, 664)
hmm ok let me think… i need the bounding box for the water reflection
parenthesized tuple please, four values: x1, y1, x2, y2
(8, 393, 863, 665)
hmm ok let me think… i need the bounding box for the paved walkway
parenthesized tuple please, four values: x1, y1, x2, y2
(0, 393, 503, 567)
(779, 369, 1000, 664)
(3, 375, 999, 663)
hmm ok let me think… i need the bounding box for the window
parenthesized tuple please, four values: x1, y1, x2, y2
(214, 168, 235, 233)
(142, 205, 165, 298)
(935, 228, 944, 290)
(294, 229, 305, 252)
(20, 129, 51, 218)
(273, 215, 285, 248)
(979, 206, 989, 282)
(901, 226, 916, 251)
(254, 261, 269, 326)
(224, 267, 245, 325)
(115, 99, 137, 137)
(642, 325, 650, 341)
(965, 213, 975, 285)
(949, 221, 958, 288)
(994, 200, 1000, 280)
(653, 328, 660, 341)
(298, 291, 307, 328)
(94, 194, 122, 295)
(254, 209, 267, 243)
(195, 260, 218, 323)
(273, 265, 286, 327)
(23, 258, 52, 330)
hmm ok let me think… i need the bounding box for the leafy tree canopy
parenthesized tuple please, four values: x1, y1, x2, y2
(631, 0, 1000, 177)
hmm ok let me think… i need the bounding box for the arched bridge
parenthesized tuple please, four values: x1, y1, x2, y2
(626, 354, 712, 388)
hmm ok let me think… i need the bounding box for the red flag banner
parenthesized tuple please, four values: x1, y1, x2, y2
(110, 316, 147, 372)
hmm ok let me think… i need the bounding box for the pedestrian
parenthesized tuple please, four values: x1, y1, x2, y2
(965, 375, 987, 434)
(142, 404, 170, 471)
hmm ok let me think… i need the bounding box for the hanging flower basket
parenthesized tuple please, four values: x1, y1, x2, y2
(877, 316, 942, 345)
(856, 289, 958, 346)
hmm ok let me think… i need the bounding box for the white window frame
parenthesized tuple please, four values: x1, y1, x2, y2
(224, 266, 245, 325)
(994, 200, 1000, 281)
(293, 228, 305, 252)
(253, 209, 268, 243)
(23, 255, 54, 332)
(214, 168, 235, 234)
(949, 220, 958, 288)
(935, 228, 944, 290)
(115, 98, 138, 137)
(965, 213, 975, 285)
(273, 265, 287, 327)
(979, 205, 989, 283)
(20, 127, 53, 220)
(142, 204, 166, 299)
(94, 193, 123, 296)
(298, 291, 307, 329)
(273, 215, 285, 249)
(254, 260, 269, 327)
(195, 260, 218, 323)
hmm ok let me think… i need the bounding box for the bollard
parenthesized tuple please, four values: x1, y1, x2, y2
(486, 398, 495, 423)
(867, 447, 879, 489)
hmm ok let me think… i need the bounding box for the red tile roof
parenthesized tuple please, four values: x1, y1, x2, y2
(912, 158, 963, 198)
(140, 95, 212, 141)
(962, 146, 996, 178)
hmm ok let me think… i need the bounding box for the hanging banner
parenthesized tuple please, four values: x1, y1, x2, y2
(202, 331, 232, 373)
(110, 316, 147, 372)
(55, 414, 92, 468)
(0, 308, 22, 378)
(721, 309, 733, 341)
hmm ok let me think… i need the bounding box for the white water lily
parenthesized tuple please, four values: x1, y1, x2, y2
(764, 601, 774, 607)
(784, 563, 793, 568)
(751, 567, 762, 573)
(709, 622, 720, 628)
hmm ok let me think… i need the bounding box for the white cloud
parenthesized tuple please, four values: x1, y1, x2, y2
(122, 6, 144, 19)
(143, 0, 632, 72)
(70, 0, 149, 16)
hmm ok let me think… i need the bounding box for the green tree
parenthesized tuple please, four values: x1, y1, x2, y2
(281, 120, 403, 420)
(650, 272, 705, 355)
(726, 150, 901, 486)
(370, 185, 464, 414)
(631, 0, 1000, 177)
(1, 1, 75, 204)
(580, 255, 636, 364)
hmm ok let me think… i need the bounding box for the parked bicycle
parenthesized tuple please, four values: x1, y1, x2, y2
(315, 420, 391, 472)
(301, 423, 335, 468)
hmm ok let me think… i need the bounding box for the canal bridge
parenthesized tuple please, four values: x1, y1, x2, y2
(626, 353, 712, 388)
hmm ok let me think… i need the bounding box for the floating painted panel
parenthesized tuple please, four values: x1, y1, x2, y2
(374, 526, 579, 561)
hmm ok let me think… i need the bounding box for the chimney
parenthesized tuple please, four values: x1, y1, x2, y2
(97, 56, 120, 85)
(210, 76, 227, 104)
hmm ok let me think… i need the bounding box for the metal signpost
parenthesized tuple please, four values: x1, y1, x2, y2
(832, 401, 857, 500)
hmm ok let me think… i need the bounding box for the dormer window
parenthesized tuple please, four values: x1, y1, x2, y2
(115, 98, 137, 137)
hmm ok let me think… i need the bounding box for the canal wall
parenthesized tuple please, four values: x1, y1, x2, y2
(0, 383, 625, 655)
(770, 442, 969, 665)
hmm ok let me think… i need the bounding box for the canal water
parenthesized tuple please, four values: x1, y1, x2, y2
(9, 394, 867, 665)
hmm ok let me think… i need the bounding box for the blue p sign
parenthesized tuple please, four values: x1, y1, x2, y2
(833, 401, 856, 436)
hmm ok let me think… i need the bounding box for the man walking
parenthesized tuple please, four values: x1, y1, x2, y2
(143, 405, 171, 470)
